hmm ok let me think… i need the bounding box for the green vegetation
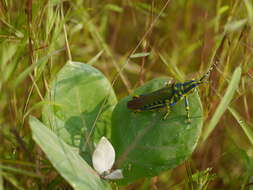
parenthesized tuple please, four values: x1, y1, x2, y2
(1, 0, 253, 189)
(112, 78, 203, 184)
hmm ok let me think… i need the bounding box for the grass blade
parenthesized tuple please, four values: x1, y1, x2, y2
(0, 166, 3, 190)
(202, 67, 242, 142)
(87, 50, 104, 65)
(244, 0, 253, 23)
(228, 107, 253, 146)
(1, 172, 25, 190)
(0, 165, 41, 178)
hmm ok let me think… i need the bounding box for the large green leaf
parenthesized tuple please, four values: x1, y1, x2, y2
(29, 116, 111, 190)
(111, 78, 203, 184)
(43, 61, 117, 162)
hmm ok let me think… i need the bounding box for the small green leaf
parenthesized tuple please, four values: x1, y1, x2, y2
(218, 5, 230, 15)
(224, 19, 248, 33)
(29, 116, 111, 190)
(42, 61, 117, 162)
(130, 52, 150, 59)
(202, 67, 241, 142)
(104, 4, 123, 13)
(111, 78, 203, 184)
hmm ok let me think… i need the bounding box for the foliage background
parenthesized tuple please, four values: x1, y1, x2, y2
(0, 0, 253, 189)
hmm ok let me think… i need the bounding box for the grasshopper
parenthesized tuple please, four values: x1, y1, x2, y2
(127, 64, 216, 122)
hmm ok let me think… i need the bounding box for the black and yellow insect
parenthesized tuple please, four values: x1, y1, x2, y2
(127, 64, 216, 121)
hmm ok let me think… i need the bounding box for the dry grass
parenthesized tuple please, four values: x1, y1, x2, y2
(0, 0, 253, 189)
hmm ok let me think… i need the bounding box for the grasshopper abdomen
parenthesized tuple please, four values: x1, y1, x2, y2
(127, 86, 173, 111)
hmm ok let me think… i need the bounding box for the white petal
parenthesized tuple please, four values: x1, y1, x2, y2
(92, 137, 115, 174)
(104, 169, 123, 180)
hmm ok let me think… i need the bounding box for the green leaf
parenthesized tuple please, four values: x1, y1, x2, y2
(224, 19, 248, 33)
(202, 67, 241, 142)
(104, 4, 123, 13)
(29, 116, 111, 190)
(130, 52, 150, 59)
(218, 5, 230, 15)
(42, 61, 117, 162)
(111, 78, 203, 184)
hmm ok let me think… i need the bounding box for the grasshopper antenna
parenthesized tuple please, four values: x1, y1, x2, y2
(199, 61, 218, 82)
(199, 34, 227, 83)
